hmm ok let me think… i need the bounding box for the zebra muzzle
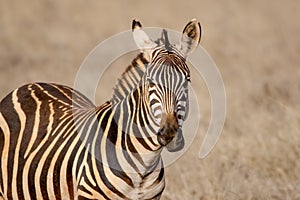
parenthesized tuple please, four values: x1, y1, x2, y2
(157, 113, 185, 152)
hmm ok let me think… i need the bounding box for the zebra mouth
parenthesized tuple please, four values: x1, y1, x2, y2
(157, 126, 185, 152)
(165, 128, 185, 152)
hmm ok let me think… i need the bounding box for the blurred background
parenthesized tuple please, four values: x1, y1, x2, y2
(0, 0, 299, 199)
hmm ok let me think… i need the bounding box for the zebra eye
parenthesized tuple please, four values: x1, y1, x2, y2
(146, 77, 156, 86)
(186, 76, 191, 82)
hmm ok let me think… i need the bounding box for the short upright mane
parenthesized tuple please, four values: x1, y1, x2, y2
(111, 53, 149, 104)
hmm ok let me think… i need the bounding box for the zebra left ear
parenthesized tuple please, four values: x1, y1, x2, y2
(178, 19, 201, 56)
(132, 19, 156, 52)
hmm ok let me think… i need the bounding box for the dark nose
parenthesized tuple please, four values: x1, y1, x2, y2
(157, 113, 179, 146)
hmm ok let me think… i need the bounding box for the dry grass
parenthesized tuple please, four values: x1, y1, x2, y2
(1, 0, 300, 199)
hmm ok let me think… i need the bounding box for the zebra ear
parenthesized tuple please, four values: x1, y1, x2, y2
(178, 19, 201, 56)
(132, 19, 156, 52)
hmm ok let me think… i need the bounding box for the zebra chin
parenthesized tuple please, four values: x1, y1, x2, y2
(165, 128, 185, 152)
(157, 126, 185, 152)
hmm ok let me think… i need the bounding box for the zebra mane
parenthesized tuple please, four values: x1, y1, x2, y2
(111, 53, 149, 104)
(111, 29, 170, 105)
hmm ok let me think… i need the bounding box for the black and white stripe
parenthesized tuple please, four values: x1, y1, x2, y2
(0, 19, 201, 199)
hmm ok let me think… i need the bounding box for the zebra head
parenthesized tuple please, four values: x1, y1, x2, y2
(133, 19, 201, 152)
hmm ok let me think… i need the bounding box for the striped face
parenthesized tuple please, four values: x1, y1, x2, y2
(146, 47, 190, 151)
(133, 19, 201, 152)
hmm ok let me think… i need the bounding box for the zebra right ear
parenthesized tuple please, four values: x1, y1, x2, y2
(132, 19, 156, 52)
(178, 19, 201, 56)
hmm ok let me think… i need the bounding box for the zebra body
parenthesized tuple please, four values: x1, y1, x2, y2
(0, 19, 201, 199)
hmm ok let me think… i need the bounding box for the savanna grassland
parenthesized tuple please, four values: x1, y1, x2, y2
(0, 0, 299, 199)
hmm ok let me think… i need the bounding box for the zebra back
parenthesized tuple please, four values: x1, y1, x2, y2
(0, 83, 104, 199)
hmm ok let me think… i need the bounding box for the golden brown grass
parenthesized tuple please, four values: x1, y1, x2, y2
(0, 0, 299, 199)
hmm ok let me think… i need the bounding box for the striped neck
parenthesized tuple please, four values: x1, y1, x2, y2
(111, 53, 149, 105)
(109, 52, 164, 174)
(111, 76, 163, 174)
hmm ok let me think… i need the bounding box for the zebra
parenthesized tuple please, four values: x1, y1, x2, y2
(0, 19, 201, 200)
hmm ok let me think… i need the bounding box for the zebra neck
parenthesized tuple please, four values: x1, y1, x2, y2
(111, 53, 149, 105)
(110, 83, 163, 173)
